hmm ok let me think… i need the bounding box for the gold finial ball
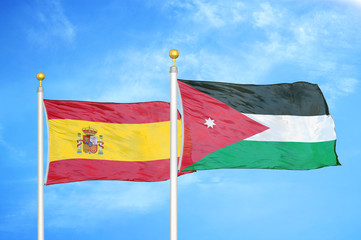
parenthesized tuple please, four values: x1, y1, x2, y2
(36, 72, 45, 81)
(169, 49, 179, 60)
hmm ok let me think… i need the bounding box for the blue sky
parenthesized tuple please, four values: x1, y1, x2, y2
(1, 0, 361, 239)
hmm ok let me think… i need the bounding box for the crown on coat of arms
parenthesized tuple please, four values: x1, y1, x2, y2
(82, 126, 97, 136)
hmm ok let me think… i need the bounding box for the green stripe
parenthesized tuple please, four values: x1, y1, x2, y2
(182, 140, 339, 171)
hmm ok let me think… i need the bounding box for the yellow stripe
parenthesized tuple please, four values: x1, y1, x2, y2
(48, 119, 182, 162)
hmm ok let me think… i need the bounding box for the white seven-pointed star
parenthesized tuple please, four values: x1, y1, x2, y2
(204, 117, 216, 128)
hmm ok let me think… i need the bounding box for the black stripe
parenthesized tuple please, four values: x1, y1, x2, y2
(179, 79, 329, 116)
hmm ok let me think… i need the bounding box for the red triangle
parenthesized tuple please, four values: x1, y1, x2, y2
(178, 81, 269, 170)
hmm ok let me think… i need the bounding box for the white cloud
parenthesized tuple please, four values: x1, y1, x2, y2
(95, 48, 171, 103)
(192, 0, 245, 27)
(337, 78, 358, 93)
(253, 2, 283, 28)
(164, 0, 246, 28)
(62, 1, 360, 107)
(293, 26, 316, 45)
(27, 0, 75, 45)
(165, 1, 360, 94)
(332, 0, 361, 7)
(320, 78, 359, 107)
(244, 3, 361, 90)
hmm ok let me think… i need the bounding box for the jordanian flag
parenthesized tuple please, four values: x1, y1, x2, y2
(178, 79, 339, 172)
(44, 100, 186, 185)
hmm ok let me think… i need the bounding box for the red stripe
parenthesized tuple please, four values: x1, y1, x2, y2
(178, 80, 269, 170)
(44, 100, 180, 124)
(46, 159, 193, 185)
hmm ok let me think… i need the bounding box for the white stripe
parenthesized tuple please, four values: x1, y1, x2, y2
(244, 114, 336, 142)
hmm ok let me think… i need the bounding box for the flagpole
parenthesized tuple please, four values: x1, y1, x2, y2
(169, 49, 179, 240)
(37, 72, 45, 240)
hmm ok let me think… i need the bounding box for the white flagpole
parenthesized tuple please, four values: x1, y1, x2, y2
(169, 49, 179, 240)
(37, 72, 45, 240)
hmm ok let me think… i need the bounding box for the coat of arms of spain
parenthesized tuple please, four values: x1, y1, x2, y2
(77, 126, 104, 154)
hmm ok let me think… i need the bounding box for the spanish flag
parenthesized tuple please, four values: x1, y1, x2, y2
(44, 100, 183, 185)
